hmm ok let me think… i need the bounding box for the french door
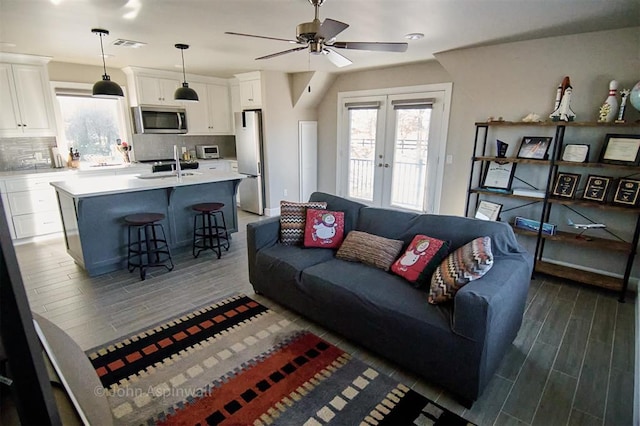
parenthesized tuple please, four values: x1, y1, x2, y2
(338, 87, 450, 213)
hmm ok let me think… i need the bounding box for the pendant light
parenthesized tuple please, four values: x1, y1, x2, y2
(174, 43, 199, 102)
(91, 28, 124, 98)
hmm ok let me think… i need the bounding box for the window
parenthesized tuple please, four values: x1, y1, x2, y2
(52, 83, 130, 165)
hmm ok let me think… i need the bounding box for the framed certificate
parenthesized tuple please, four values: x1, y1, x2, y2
(582, 175, 612, 202)
(561, 144, 590, 163)
(517, 136, 552, 160)
(551, 172, 581, 198)
(481, 161, 516, 190)
(599, 134, 640, 165)
(612, 178, 640, 206)
(474, 200, 502, 221)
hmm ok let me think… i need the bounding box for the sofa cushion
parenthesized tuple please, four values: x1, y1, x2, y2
(256, 244, 336, 284)
(429, 236, 494, 304)
(303, 209, 345, 249)
(336, 230, 404, 271)
(280, 200, 327, 245)
(391, 234, 450, 288)
(300, 259, 452, 333)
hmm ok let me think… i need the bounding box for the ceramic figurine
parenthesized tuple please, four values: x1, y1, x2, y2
(598, 80, 618, 122)
(550, 76, 576, 122)
(615, 89, 630, 123)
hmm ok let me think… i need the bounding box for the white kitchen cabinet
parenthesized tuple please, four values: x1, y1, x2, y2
(136, 75, 182, 106)
(235, 72, 262, 109)
(0, 62, 56, 137)
(186, 82, 232, 135)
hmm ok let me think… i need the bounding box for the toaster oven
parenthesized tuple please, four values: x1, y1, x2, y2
(196, 145, 220, 159)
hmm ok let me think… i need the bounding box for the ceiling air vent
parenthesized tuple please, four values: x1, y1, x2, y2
(112, 39, 146, 48)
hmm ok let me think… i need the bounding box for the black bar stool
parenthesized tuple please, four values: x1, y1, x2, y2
(124, 213, 174, 280)
(192, 202, 230, 259)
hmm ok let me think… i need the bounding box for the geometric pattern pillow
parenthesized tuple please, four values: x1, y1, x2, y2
(279, 201, 327, 245)
(336, 230, 404, 271)
(428, 236, 493, 304)
(303, 209, 345, 249)
(391, 234, 450, 288)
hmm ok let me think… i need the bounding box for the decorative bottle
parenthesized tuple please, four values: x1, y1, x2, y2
(598, 80, 618, 122)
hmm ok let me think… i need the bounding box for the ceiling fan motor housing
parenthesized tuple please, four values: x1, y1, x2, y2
(296, 20, 321, 43)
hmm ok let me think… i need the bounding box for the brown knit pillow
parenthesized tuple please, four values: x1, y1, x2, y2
(336, 231, 404, 271)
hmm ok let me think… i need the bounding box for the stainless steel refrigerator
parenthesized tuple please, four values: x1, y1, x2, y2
(235, 110, 265, 215)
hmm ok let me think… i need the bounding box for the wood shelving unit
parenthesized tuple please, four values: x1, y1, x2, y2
(466, 121, 640, 302)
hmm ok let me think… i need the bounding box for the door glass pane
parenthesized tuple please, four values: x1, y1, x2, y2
(391, 107, 431, 210)
(347, 108, 377, 201)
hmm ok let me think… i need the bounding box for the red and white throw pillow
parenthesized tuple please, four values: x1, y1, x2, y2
(303, 209, 345, 249)
(391, 234, 450, 288)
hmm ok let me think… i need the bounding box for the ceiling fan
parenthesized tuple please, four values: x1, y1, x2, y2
(225, 0, 408, 68)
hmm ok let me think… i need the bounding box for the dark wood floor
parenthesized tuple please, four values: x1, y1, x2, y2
(13, 211, 636, 425)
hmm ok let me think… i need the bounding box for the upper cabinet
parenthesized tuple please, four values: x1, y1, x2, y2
(124, 67, 233, 135)
(0, 58, 56, 137)
(235, 71, 262, 109)
(185, 81, 232, 135)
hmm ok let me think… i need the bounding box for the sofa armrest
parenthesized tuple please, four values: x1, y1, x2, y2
(452, 253, 533, 342)
(247, 216, 281, 284)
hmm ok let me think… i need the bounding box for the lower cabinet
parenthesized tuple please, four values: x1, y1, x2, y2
(12, 211, 62, 238)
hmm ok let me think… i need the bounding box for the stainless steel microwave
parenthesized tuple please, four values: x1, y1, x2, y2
(132, 106, 187, 134)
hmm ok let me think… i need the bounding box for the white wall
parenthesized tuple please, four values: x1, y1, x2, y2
(48, 62, 127, 86)
(316, 27, 640, 216)
(261, 71, 316, 213)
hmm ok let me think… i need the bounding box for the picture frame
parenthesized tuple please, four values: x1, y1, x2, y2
(582, 175, 612, 203)
(481, 161, 516, 190)
(599, 134, 640, 165)
(551, 172, 581, 198)
(561, 144, 590, 163)
(612, 178, 640, 207)
(474, 200, 502, 221)
(516, 136, 552, 160)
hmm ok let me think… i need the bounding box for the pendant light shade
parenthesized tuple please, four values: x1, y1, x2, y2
(91, 28, 124, 98)
(174, 43, 199, 102)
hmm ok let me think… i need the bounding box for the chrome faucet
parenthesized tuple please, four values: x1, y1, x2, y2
(173, 145, 182, 179)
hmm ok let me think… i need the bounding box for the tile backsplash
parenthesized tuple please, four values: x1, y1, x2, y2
(0, 137, 57, 171)
(131, 134, 236, 161)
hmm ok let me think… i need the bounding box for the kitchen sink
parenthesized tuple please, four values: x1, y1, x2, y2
(136, 171, 201, 179)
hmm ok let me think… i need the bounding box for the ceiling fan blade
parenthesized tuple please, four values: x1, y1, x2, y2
(331, 41, 408, 52)
(225, 31, 299, 44)
(256, 46, 308, 60)
(317, 18, 349, 40)
(323, 48, 352, 68)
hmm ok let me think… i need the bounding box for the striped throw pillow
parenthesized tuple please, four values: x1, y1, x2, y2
(336, 231, 404, 271)
(428, 236, 493, 304)
(280, 201, 327, 245)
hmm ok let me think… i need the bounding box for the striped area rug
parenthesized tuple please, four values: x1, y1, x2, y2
(86, 294, 473, 425)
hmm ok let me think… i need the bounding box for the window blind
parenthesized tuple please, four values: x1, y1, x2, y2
(391, 98, 434, 110)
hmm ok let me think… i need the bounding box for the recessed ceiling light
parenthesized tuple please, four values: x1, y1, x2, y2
(404, 33, 424, 40)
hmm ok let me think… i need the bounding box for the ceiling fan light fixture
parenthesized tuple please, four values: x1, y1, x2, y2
(91, 28, 124, 98)
(174, 43, 199, 102)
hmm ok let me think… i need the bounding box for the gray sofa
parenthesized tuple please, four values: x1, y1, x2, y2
(247, 192, 533, 404)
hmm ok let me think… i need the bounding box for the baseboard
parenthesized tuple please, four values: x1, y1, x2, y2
(263, 207, 280, 217)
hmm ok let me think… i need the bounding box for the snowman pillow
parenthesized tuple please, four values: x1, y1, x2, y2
(303, 209, 345, 249)
(391, 234, 450, 288)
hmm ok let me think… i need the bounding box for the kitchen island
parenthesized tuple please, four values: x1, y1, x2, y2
(51, 171, 243, 276)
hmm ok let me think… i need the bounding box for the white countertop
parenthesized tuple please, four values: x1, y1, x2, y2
(0, 163, 151, 179)
(50, 170, 244, 198)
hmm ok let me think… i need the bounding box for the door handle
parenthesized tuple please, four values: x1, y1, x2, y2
(384, 163, 390, 168)
(378, 163, 383, 167)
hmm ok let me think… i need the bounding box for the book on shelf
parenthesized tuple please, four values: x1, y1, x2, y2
(512, 188, 546, 198)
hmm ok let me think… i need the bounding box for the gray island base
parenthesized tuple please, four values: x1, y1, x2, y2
(51, 172, 243, 277)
